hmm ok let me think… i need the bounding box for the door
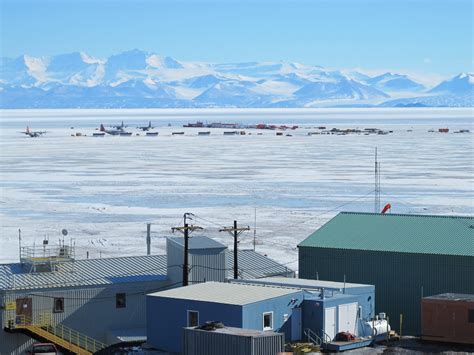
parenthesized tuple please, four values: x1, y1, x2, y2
(324, 307, 336, 341)
(338, 303, 358, 335)
(16, 298, 32, 325)
(291, 307, 302, 341)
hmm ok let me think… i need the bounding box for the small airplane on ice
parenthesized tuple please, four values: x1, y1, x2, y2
(20, 126, 47, 137)
(99, 124, 132, 136)
(137, 121, 154, 131)
(110, 121, 127, 130)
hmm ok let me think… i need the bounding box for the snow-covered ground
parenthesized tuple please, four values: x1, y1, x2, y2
(0, 108, 473, 271)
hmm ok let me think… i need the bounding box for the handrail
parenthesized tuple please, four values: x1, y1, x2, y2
(319, 329, 332, 344)
(8, 313, 106, 353)
(303, 328, 322, 346)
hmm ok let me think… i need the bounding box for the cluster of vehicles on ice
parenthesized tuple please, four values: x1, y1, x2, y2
(19, 121, 471, 138)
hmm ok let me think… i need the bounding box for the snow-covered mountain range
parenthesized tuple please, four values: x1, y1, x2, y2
(1, 50, 472, 108)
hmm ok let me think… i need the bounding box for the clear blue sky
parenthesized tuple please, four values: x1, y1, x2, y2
(1, 0, 472, 76)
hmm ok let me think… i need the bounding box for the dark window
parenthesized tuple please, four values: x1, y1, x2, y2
(188, 310, 199, 327)
(116, 293, 126, 308)
(263, 312, 273, 330)
(53, 297, 64, 313)
(468, 309, 474, 323)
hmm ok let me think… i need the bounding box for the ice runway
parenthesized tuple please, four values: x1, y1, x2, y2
(0, 109, 473, 269)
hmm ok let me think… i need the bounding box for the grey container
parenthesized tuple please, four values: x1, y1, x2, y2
(183, 326, 285, 355)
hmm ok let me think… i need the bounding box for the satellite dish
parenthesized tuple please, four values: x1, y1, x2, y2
(61, 229, 68, 236)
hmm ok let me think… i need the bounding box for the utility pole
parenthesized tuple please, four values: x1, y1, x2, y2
(172, 213, 203, 286)
(220, 220, 250, 279)
(146, 223, 151, 255)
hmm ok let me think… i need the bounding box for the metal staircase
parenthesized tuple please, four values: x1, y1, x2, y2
(6, 313, 106, 355)
(303, 328, 323, 346)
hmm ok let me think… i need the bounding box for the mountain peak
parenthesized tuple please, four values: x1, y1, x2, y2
(429, 72, 474, 94)
(0, 50, 471, 108)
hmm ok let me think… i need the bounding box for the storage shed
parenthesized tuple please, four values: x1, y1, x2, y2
(183, 325, 285, 355)
(298, 212, 474, 334)
(147, 281, 303, 353)
(421, 293, 474, 345)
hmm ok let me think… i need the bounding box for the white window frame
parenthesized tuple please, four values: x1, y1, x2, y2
(263, 311, 274, 331)
(187, 310, 199, 327)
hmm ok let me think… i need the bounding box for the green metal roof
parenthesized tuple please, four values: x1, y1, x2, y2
(298, 212, 474, 256)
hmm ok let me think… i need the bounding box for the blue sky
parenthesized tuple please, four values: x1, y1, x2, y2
(1, 0, 472, 77)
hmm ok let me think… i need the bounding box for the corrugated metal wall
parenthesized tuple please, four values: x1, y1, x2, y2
(167, 240, 184, 285)
(299, 247, 474, 335)
(167, 240, 226, 285)
(0, 279, 170, 355)
(190, 250, 226, 283)
(183, 328, 284, 355)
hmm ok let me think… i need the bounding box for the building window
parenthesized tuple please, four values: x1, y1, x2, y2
(116, 293, 126, 308)
(53, 298, 64, 313)
(263, 312, 273, 331)
(187, 310, 199, 327)
(468, 309, 474, 323)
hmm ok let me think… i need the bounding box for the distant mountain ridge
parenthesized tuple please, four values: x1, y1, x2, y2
(0, 50, 472, 108)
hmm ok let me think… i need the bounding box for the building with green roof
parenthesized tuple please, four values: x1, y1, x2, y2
(298, 212, 474, 335)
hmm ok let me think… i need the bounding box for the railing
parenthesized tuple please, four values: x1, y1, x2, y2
(319, 329, 332, 344)
(20, 245, 74, 261)
(9, 313, 106, 354)
(303, 328, 323, 346)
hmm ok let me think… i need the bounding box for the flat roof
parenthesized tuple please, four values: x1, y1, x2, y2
(185, 326, 282, 338)
(148, 281, 300, 306)
(424, 293, 474, 302)
(168, 236, 227, 250)
(233, 277, 373, 290)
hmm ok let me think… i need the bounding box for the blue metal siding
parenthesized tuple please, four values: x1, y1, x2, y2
(302, 299, 324, 337)
(241, 291, 303, 341)
(147, 296, 242, 353)
(1, 279, 171, 355)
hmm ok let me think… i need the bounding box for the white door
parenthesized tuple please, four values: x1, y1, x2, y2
(324, 307, 336, 341)
(291, 307, 302, 341)
(338, 303, 358, 335)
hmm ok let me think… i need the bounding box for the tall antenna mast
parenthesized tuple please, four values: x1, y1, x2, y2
(375, 147, 381, 213)
(253, 207, 257, 251)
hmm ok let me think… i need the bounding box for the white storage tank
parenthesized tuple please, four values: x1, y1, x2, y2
(361, 319, 391, 338)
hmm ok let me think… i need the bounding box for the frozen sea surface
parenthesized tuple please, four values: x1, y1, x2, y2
(0, 108, 473, 270)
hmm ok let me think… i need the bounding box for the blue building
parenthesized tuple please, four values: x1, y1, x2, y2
(147, 278, 376, 353)
(147, 282, 303, 353)
(234, 277, 376, 341)
(1, 236, 293, 355)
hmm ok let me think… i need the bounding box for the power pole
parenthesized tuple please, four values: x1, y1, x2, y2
(172, 213, 203, 286)
(220, 220, 250, 279)
(146, 223, 151, 255)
